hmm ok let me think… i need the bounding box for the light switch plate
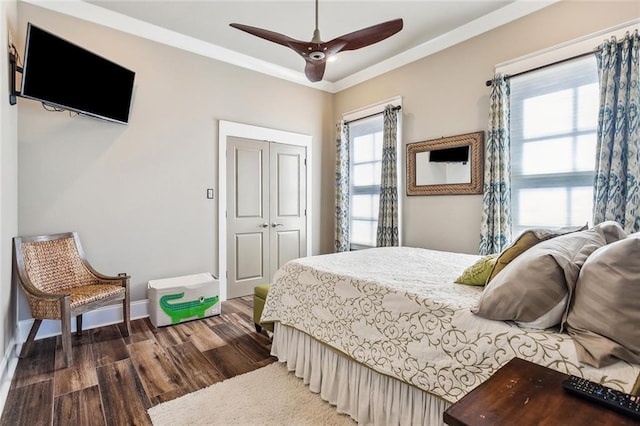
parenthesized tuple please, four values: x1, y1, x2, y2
(207, 188, 214, 199)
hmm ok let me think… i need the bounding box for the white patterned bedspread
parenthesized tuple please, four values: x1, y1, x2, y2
(262, 247, 640, 403)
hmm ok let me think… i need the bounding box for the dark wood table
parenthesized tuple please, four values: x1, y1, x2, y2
(443, 357, 640, 425)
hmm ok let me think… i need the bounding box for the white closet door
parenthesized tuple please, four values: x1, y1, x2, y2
(269, 143, 306, 275)
(227, 137, 306, 298)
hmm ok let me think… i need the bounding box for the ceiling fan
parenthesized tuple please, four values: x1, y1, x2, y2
(230, 0, 403, 83)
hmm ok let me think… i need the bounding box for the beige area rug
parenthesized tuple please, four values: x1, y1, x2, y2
(148, 362, 356, 425)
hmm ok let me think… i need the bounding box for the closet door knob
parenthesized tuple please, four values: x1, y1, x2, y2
(259, 223, 269, 228)
(271, 223, 283, 227)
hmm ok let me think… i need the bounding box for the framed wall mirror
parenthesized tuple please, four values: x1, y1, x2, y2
(407, 131, 484, 196)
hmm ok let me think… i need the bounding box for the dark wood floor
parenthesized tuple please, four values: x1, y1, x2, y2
(0, 296, 275, 426)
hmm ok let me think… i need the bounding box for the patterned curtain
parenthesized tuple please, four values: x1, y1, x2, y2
(335, 121, 351, 252)
(376, 105, 400, 247)
(593, 31, 640, 234)
(479, 75, 512, 255)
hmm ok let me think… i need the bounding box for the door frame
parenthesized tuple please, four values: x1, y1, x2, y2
(218, 120, 312, 301)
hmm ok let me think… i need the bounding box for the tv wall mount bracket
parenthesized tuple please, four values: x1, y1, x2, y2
(8, 46, 23, 105)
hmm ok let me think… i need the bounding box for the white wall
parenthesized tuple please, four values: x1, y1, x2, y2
(0, 0, 19, 401)
(16, 3, 333, 320)
(332, 0, 640, 254)
(11, 1, 640, 322)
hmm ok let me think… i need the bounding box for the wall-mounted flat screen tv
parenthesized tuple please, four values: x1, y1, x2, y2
(20, 23, 135, 124)
(429, 146, 469, 163)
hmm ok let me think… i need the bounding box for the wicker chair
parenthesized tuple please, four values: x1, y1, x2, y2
(12, 232, 131, 367)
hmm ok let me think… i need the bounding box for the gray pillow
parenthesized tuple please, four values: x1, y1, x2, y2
(486, 224, 587, 283)
(560, 221, 628, 329)
(592, 220, 626, 244)
(565, 232, 640, 367)
(472, 228, 606, 329)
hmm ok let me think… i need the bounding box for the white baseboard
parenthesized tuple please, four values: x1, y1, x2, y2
(0, 334, 19, 418)
(17, 299, 150, 342)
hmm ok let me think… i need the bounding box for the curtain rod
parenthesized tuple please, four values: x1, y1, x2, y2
(485, 49, 598, 87)
(344, 105, 401, 124)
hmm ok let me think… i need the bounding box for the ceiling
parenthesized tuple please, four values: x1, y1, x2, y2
(29, 0, 558, 92)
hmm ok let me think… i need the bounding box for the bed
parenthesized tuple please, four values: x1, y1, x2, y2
(261, 245, 640, 425)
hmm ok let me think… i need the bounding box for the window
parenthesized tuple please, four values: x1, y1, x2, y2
(349, 114, 384, 248)
(510, 56, 598, 236)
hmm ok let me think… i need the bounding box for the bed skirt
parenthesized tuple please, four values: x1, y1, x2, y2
(271, 323, 451, 426)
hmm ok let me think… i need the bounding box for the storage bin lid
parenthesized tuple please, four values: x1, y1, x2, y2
(148, 272, 216, 290)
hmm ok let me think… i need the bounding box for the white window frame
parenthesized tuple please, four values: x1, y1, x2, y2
(494, 19, 638, 236)
(342, 96, 403, 249)
(509, 58, 598, 235)
(349, 116, 383, 249)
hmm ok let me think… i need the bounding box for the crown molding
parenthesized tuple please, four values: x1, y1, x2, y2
(20, 0, 558, 94)
(332, 0, 559, 92)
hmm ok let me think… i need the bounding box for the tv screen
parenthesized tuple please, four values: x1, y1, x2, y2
(429, 146, 469, 163)
(20, 23, 135, 124)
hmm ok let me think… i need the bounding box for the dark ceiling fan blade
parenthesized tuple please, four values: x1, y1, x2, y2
(230, 9, 403, 83)
(230, 23, 319, 60)
(304, 61, 326, 82)
(326, 19, 403, 54)
(230, 23, 301, 49)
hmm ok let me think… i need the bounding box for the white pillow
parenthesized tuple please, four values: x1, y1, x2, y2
(565, 232, 640, 367)
(472, 228, 606, 329)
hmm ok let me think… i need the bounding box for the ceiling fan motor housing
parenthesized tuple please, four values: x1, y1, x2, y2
(309, 51, 325, 60)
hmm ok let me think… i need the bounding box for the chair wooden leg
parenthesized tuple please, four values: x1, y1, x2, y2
(61, 316, 73, 368)
(60, 299, 73, 368)
(120, 274, 131, 337)
(19, 319, 42, 358)
(122, 298, 131, 337)
(76, 314, 83, 335)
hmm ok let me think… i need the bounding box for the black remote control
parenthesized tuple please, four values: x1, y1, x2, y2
(562, 375, 640, 421)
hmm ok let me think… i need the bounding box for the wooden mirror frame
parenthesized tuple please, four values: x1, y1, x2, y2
(406, 131, 484, 196)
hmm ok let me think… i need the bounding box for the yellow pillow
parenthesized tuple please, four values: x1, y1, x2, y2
(486, 224, 587, 283)
(455, 254, 499, 285)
